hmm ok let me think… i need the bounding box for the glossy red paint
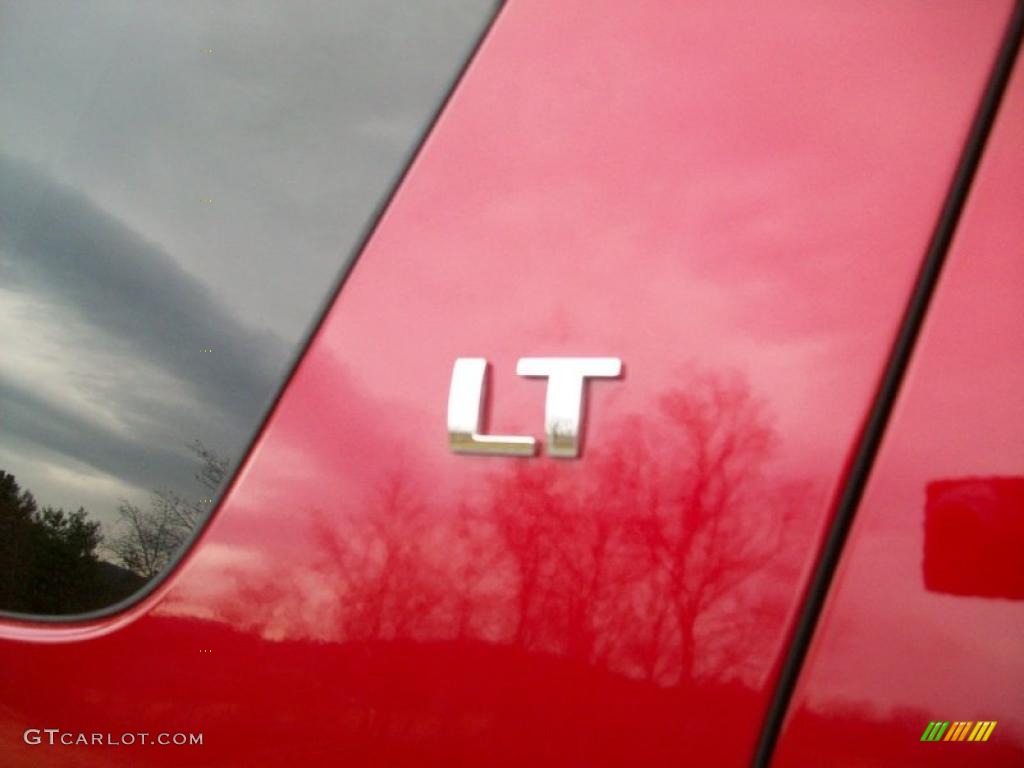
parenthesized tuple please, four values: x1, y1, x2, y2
(0, 2, 1015, 765)
(772, 54, 1024, 768)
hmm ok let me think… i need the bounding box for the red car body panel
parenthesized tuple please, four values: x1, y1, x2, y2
(773, 54, 1024, 768)
(0, 2, 1017, 765)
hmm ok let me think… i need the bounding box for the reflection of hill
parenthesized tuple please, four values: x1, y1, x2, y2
(140, 370, 819, 765)
(778, 704, 1023, 767)
(4, 369, 823, 763)
(93, 561, 147, 608)
(6, 615, 763, 766)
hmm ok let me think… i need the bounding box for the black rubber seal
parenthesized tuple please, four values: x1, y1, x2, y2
(753, 3, 1024, 765)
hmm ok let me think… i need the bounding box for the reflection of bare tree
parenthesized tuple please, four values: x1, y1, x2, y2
(470, 372, 798, 685)
(313, 475, 445, 642)
(107, 441, 227, 579)
(108, 492, 193, 580)
(305, 370, 807, 690)
(137, 372, 813, 763)
(645, 372, 782, 684)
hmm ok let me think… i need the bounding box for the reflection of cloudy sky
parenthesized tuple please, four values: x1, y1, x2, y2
(0, 1, 496, 526)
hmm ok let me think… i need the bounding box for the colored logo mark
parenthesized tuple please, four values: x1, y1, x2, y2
(921, 721, 997, 742)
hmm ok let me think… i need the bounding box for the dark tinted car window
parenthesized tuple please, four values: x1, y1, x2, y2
(0, 1, 497, 616)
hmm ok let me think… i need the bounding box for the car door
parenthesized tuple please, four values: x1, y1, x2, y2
(1, 2, 1020, 766)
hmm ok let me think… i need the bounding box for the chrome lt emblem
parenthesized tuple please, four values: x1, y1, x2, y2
(448, 357, 622, 458)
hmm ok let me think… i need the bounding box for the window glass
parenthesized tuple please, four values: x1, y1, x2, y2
(0, 0, 496, 616)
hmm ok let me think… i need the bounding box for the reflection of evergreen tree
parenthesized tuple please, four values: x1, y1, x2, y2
(0, 470, 36, 610)
(0, 469, 140, 614)
(0, 439, 225, 614)
(28, 505, 101, 613)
